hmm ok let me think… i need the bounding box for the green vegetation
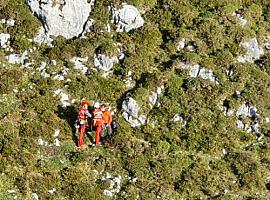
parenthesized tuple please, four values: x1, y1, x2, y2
(0, 0, 270, 199)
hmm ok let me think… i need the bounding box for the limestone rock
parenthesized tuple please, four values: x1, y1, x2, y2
(94, 54, 119, 72)
(53, 89, 70, 108)
(111, 4, 144, 32)
(149, 86, 164, 108)
(6, 51, 31, 67)
(0, 33, 10, 48)
(27, 0, 95, 41)
(122, 95, 146, 127)
(70, 57, 89, 74)
(180, 63, 216, 82)
(177, 38, 185, 50)
(171, 114, 187, 126)
(236, 103, 258, 118)
(238, 38, 264, 63)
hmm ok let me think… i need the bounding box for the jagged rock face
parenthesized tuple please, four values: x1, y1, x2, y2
(6, 51, 29, 66)
(236, 103, 258, 118)
(235, 103, 260, 133)
(148, 86, 164, 108)
(27, 0, 94, 39)
(122, 97, 139, 117)
(180, 63, 216, 82)
(94, 51, 124, 72)
(122, 96, 146, 127)
(111, 4, 144, 32)
(238, 38, 264, 63)
(94, 54, 119, 72)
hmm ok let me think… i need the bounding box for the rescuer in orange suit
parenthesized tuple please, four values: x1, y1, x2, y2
(91, 102, 103, 145)
(101, 104, 113, 138)
(76, 101, 92, 148)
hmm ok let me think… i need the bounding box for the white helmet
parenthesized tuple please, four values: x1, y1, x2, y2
(94, 102, 100, 108)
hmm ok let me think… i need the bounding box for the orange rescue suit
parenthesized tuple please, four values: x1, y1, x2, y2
(102, 110, 112, 125)
(92, 108, 103, 145)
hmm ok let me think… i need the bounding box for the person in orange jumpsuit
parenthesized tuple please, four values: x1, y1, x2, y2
(91, 102, 103, 145)
(76, 101, 91, 148)
(101, 104, 113, 138)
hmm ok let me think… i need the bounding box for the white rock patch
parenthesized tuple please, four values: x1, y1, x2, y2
(122, 95, 146, 127)
(171, 114, 187, 126)
(177, 38, 185, 50)
(53, 66, 69, 81)
(101, 172, 122, 197)
(70, 57, 88, 74)
(27, 0, 95, 41)
(94, 54, 119, 72)
(53, 89, 70, 108)
(6, 19, 15, 27)
(54, 138, 60, 147)
(34, 27, 54, 47)
(236, 102, 260, 133)
(124, 71, 135, 89)
(238, 38, 264, 63)
(236, 103, 258, 118)
(111, 4, 144, 32)
(6, 51, 31, 67)
(37, 138, 45, 146)
(7, 189, 16, 194)
(37, 61, 50, 78)
(53, 129, 60, 137)
(103, 190, 113, 197)
(149, 86, 164, 108)
(180, 63, 216, 82)
(32, 193, 39, 200)
(48, 188, 56, 194)
(1, 19, 15, 27)
(0, 33, 10, 48)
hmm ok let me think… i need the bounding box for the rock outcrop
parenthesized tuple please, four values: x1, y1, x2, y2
(122, 94, 146, 127)
(180, 63, 216, 82)
(0, 33, 10, 48)
(110, 4, 144, 32)
(238, 38, 264, 63)
(27, 0, 94, 40)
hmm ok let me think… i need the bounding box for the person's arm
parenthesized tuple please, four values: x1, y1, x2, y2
(85, 110, 92, 118)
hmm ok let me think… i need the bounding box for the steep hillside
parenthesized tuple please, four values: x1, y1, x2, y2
(0, 0, 270, 199)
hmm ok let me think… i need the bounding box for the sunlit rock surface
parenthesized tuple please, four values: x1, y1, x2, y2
(111, 4, 144, 32)
(27, 0, 95, 40)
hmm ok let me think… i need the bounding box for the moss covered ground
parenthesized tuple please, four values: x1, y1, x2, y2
(0, 0, 270, 199)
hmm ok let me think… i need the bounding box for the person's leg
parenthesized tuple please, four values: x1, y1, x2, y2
(107, 124, 112, 136)
(78, 125, 86, 147)
(95, 122, 102, 145)
(100, 124, 106, 142)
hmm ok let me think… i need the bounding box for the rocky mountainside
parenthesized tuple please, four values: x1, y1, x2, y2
(1, 0, 270, 199)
